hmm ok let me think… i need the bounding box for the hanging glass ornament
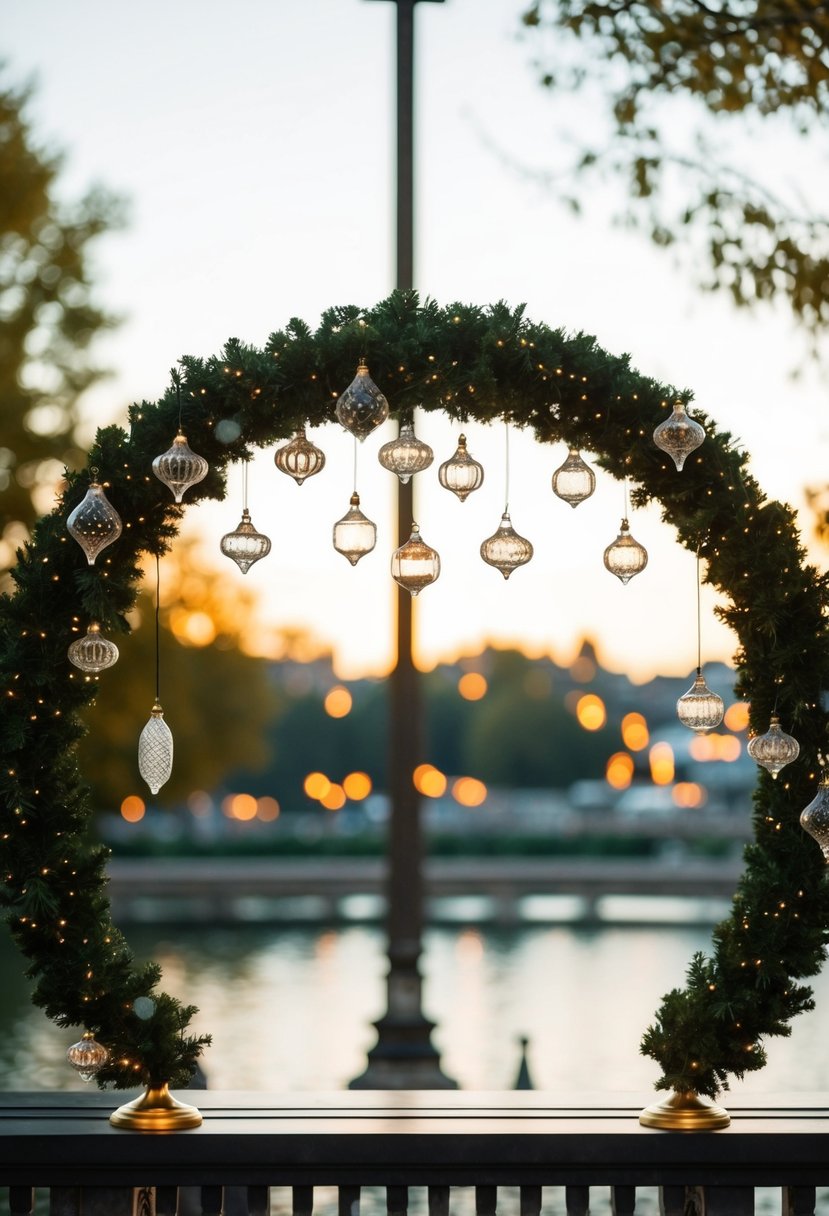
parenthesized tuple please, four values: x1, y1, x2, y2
(138, 700, 174, 795)
(391, 524, 440, 596)
(552, 448, 596, 508)
(747, 715, 800, 779)
(335, 362, 389, 441)
(438, 434, 484, 502)
(67, 1032, 109, 1082)
(603, 519, 648, 584)
(378, 422, 434, 483)
(67, 475, 123, 566)
(221, 509, 272, 574)
(67, 622, 119, 673)
(480, 512, 534, 580)
(274, 426, 326, 485)
(653, 400, 706, 471)
(152, 433, 209, 502)
(677, 669, 725, 733)
(333, 493, 377, 566)
(801, 769, 829, 861)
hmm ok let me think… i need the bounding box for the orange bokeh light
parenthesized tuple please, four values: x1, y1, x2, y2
(672, 782, 708, 808)
(621, 712, 649, 751)
(231, 793, 258, 821)
(256, 796, 280, 821)
(169, 608, 217, 648)
(120, 795, 145, 823)
(304, 771, 331, 800)
(576, 693, 606, 731)
(606, 752, 634, 790)
(458, 672, 488, 701)
(320, 783, 346, 811)
(690, 733, 742, 763)
(413, 764, 447, 798)
(649, 741, 675, 786)
(324, 686, 352, 718)
(724, 701, 750, 732)
(343, 771, 372, 800)
(452, 776, 487, 807)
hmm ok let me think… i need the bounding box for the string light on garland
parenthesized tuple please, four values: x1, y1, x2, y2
(138, 557, 173, 795)
(552, 447, 596, 508)
(378, 419, 433, 483)
(438, 433, 484, 502)
(603, 481, 647, 584)
(335, 361, 389, 441)
(66, 470, 123, 566)
(391, 523, 440, 595)
(274, 425, 326, 485)
(66, 1031, 109, 1082)
(801, 753, 829, 861)
(220, 462, 272, 574)
(480, 427, 533, 579)
(333, 439, 376, 565)
(152, 372, 209, 502)
(653, 398, 705, 471)
(748, 715, 800, 779)
(67, 622, 119, 673)
(677, 552, 724, 733)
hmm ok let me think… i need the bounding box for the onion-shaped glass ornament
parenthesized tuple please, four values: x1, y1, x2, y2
(138, 700, 174, 795)
(801, 775, 829, 861)
(67, 477, 123, 566)
(152, 432, 209, 502)
(603, 519, 648, 584)
(220, 508, 272, 574)
(438, 434, 484, 502)
(67, 622, 119, 673)
(391, 524, 440, 596)
(67, 1032, 109, 1082)
(653, 400, 705, 471)
(677, 669, 725, 733)
(480, 512, 534, 580)
(747, 715, 800, 779)
(274, 426, 326, 485)
(552, 448, 596, 508)
(335, 362, 389, 441)
(378, 422, 434, 484)
(333, 493, 377, 566)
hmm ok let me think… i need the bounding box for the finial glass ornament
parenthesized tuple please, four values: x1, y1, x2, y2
(67, 1032, 109, 1082)
(801, 766, 829, 861)
(333, 493, 377, 566)
(480, 512, 534, 580)
(67, 475, 123, 566)
(677, 669, 725, 733)
(603, 519, 648, 584)
(391, 524, 440, 596)
(221, 508, 272, 574)
(378, 422, 434, 483)
(747, 715, 800, 779)
(67, 622, 119, 673)
(335, 362, 389, 441)
(138, 700, 174, 795)
(274, 426, 326, 485)
(438, 434, 484, 502)
(653, 400, 706, 471)
(152, 433, 209, 502)
(552, 448, 596, 508)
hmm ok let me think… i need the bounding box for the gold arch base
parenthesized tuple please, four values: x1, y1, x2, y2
(639, 1090, 730, 1131)
(110, 1083, 202, 1131)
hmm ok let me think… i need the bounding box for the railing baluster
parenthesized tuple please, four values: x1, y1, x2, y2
(698, 1187, 753, 1215)
(565, 1186, 590, 1216)
(475, 1186, 497, 1216)
(658, 1186, 686, 1216)
(156, 1188, 179, 1216)
(519, 1185, 541, 1216)
(293, 1187, 314, 1216)
(9, 1188, 34, 1216)
(428, 1185, 450, 1216)
(387, 1186, 408, 1216)
(200, 1186, 224, 1216)
(339, 1185, 360, 1216)
(246, 1187, 269, 1216)
(74, 1190, 133, 1216)
(611, 1185, 635, 1215)
(783, 1188, 816, 1216)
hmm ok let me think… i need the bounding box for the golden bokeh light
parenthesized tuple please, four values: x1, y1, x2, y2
(324, 686, 353, 718)
(413, 763, 447, 798)
(320, 783, 346, 811)
(231, 793, 257, 821)
(458, 672, 487, 701)
(187, 790, 212, 817)
(724, 701, 750, 732)
(576, 693, 606, 731)
(690, 733, 742, 763)
(256, 796, 280, 821)
(649, 741, 675, 786)
(304, 771, 331, 800)
(621, 712, 649, 752)
(672, 782, 708, 808)
(168, 608, 217, 648)
(452, 776, 487, 807)
(606, 751, 634, 790)
(343, 771, 372, 800)
(120, 795, 145, 823)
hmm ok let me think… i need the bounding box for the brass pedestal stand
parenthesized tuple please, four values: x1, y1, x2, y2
(639, 1090, 730, 1131)
(110, 1083, 202, 1131)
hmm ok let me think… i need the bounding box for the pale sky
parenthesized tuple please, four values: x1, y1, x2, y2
(6, 0, 829, 680)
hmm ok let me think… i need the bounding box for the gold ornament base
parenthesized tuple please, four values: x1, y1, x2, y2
(639, 1089, 730, 1131)
(109, 1083, 203, 1131)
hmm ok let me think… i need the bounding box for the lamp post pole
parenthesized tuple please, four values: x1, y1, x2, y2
(350, 0, 456, 1090)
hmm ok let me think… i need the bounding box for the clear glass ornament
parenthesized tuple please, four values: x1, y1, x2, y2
(480, 512, 534, 580)
(335, 362, 389, 441)
(274, 426, 326, 485)
(391, 524, 440, 596)
(333, 493, 377, 566)
(677, 669, 725, 733)
(220, 508, 272, 574)
(67, 477, 123, 566)
(438, 434, 484, 502)
(67, 622, 119, 673)
(152, 432, 209, 502)
(801, 777, 829, 861)
(653, 400, 705, 471)
(139, 700, 174, 795)
(378, 422, 434, 483)
(747, 715, 800, 779)
(603, 518, 648, 584)
(67, 1031, 109, 1082)
(552, 448, 596, 508)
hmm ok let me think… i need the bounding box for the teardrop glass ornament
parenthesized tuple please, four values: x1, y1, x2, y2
(747, 715, 800, 779)
(138, 700, 174, 795)
(677, 669, 725, 733)
(67, 622, 119, 673)
(67, 478, 123, 566)
(438, 434, 484, 502)
(378, 422, 434, 484)
(653, 400, 705, 471)
(480, 512, 534, 580)
(335, 362, 389, 441)
(391, 524, 440, 596)
(152, 433, 209, 502)
(220, 508, 272, 574)
(333, 493, 377, 566)
(552, 448, 596, 508)
(67, 1032, 109, 1082)
(603, 519, 648, 584)
(274, 426, 326, 485)
(801, 776, 829, 861)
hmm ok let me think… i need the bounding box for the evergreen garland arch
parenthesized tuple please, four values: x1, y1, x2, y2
(2, 290, 829, 1098)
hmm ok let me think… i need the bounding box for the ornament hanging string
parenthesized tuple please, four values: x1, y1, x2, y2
(243, 459, 249, 511)
(504, 422, 510, 513)
(154, 554, 161, 704)
(696, 549, 702, 675)
(623, 476, 629, 522)
(352, 436, 358, 496)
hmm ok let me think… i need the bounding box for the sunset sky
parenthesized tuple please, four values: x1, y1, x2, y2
(6, 0, 828, 681)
